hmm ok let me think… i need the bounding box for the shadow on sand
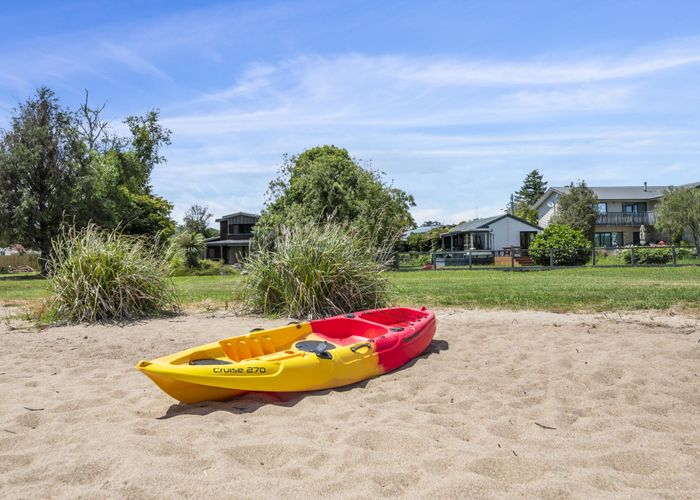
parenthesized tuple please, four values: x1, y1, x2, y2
(158, 338, 450, 419)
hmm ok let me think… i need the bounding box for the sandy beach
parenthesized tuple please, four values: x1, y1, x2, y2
(0, 308, 698, 498)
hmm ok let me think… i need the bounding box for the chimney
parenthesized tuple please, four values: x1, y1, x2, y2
(643, 181, 647, 192)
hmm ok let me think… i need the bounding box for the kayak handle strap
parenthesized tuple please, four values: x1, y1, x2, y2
(350, 342, 373, 353)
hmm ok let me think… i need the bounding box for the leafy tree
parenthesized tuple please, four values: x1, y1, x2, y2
(257, 146, 415, 246)
(420, 220, 443, 227)
(552, 181, 598, 240)
(405, 226, 448, 252)
(656, 186, 700, 253)
(0, 87, 89, 267)
(183, 204, 213, 237)
(529, 224, 591, 266)
(514, 170, 547, 224)
(82, 106, 175, 238)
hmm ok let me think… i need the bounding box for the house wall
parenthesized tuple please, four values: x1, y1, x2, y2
(489, 217, 541, 250)
(597, 199, 660, 212)
(537, 192, 559, 227)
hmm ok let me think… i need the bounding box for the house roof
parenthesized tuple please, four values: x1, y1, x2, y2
(401, 225, 444, 240)
(442, 214, 541, 235)
(533, 181, 700, 210)
(214, 211, 259, 222)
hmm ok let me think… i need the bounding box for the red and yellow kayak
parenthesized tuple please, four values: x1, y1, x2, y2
(136, 307, 436, 404)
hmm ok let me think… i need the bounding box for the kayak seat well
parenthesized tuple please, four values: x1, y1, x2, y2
(310, 317, 388, 344)
(358, 308, 429, 328)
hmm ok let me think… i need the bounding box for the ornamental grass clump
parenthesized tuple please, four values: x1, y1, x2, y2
(46, 224, 179, 322)
(241, 222, 394, 319)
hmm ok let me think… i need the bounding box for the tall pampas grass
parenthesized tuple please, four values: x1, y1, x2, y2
(46, 224, 179, 322)
(241, 221, 396, 319)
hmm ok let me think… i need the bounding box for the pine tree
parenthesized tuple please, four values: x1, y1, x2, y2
(553, 181, 598, 240)
(0, 87, 89, 268)
(513, 169, 547, 223)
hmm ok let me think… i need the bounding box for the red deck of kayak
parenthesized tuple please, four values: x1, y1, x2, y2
(310, 307, 436, 372)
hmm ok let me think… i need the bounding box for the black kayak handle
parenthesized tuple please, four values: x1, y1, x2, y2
(350, 342, 373, 353)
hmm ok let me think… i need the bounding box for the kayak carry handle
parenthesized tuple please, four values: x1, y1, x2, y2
(350, 342, 373, 353)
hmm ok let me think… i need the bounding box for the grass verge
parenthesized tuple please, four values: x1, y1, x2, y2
(2, 267, 700, 315)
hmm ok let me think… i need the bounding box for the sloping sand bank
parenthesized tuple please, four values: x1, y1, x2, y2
(1, 309, 698, 498)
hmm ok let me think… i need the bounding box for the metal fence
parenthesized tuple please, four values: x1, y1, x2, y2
(397, 246, 699, 271)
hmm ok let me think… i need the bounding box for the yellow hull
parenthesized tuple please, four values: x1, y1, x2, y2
(137, 322, 379, 404)
(137, 308, 436, 404)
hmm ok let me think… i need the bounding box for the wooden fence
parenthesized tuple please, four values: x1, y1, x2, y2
(0, 254, 40, 272)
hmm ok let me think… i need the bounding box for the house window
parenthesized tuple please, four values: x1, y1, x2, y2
(632, 232, 640, 245)
(596, 202, 608, 213)
(228, 222, 255, 235)
(622, 202, 647, 213)
(594, 232, 624, 247)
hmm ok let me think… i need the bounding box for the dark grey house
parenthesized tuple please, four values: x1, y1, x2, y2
(205, 212, 259, 264)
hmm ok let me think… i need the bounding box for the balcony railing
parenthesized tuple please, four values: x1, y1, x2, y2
(596, 211, 656, 226)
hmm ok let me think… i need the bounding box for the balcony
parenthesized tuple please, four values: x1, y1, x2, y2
(596, 211, 656, 226)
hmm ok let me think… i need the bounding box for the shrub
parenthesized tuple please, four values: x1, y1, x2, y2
(621, 247, 672, 264)
(529, 224, 591, 266)
(241, 221, 394, 318)
(46, 224, 179, 322)
(170, 259, 239, 277)
(170, 231, 205, 269)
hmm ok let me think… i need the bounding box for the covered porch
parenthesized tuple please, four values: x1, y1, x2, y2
(205, 240, 250, 264)
(440, 230, 493, 251)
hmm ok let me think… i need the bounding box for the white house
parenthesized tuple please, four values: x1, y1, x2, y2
(440, 214, 542, 252)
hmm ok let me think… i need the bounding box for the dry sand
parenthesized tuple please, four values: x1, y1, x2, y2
(0, 308, 699, 499)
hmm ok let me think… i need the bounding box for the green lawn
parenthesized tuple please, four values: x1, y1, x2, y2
(390, 267, 700, 311)
(1, 267, 699, 312)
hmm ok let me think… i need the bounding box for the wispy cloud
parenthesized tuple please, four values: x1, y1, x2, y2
(2, 1, 699, 225)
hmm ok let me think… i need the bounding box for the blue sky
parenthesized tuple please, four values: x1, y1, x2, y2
(1, 1, 699, 225)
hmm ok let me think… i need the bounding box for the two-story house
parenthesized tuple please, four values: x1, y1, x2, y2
(533, 181, 700, 247)
(204, 212, 259, 264)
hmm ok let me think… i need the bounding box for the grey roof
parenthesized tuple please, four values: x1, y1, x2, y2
(533, 181, 700, 209)
(442, 214, 541, 235)
(214, 211, 259, 222)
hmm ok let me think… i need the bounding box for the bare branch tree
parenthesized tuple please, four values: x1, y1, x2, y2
(78, 89, 110, 152)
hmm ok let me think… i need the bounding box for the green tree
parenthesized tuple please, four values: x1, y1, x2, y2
(405, 226, 447, 252)
(529, 224, 591, 266)
(656, 186, 700, 253)
(82, 107, 175, 238)
(553, 181, 598, 240)
(257, 146, 415, 246)
(183, 204, 213, 237)
(514, 169, 547, 224)
(0, 87, 89, 267)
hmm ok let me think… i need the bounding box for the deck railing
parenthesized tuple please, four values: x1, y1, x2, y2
(596, 211, 656, 226)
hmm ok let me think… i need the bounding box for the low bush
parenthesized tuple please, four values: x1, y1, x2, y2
(170, 259, 239, 276)
(621, 247, 672, 264)
(241, 221, 394, 318)
(46, 224, 179, 322)
(529, 224, 591, 266)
